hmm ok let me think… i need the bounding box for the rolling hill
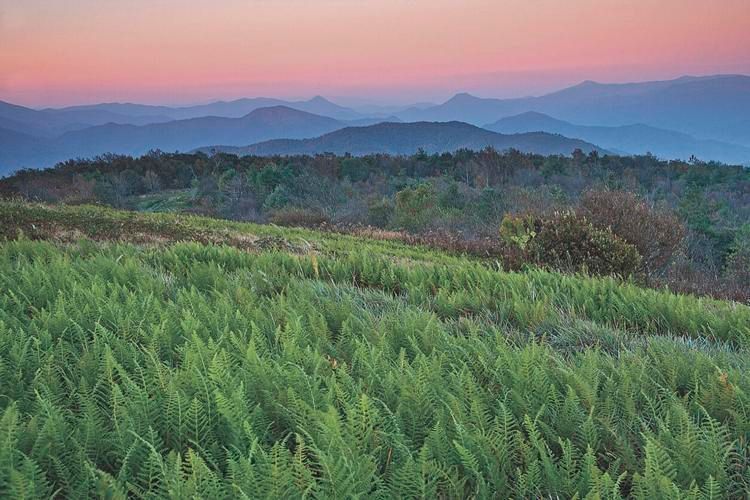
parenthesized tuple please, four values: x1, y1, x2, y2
(201, 121, 604, 156)
(485, 111, 750, 164)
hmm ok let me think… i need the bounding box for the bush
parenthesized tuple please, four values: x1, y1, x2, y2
(499, 214, 536, 250)
(500, 212, 641, 277)
(437, 181, 466, 210)
(526, 212, 641, 277)
(262, 185, 294, 212)
(579, 189, 684, 275)
(499, 211, 642, 277)
(724, 225, 750, 302)
(367, 197, 394, 228)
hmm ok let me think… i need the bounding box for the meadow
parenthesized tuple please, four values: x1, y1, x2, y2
(1, 201, 749, 498)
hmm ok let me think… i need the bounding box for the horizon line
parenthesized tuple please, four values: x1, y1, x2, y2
(3, 72, 748, 111)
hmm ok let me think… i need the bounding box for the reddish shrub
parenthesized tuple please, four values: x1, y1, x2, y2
(579, 190, 684, 275)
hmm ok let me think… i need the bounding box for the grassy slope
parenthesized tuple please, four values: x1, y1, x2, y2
(0, 200, 749, 498)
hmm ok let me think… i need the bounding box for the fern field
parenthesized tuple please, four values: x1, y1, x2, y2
(1, 204, 750, 498)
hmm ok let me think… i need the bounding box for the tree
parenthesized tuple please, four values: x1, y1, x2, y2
(144, 170, 162, 193)
(340, 158, 369, 182)
(394, 183, 437, 231)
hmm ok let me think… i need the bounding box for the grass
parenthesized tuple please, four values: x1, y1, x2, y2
(1, 200, 749, 498)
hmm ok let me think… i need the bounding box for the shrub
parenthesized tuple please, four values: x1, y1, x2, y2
(367, 197, 394, 228)
(499, 214, 536, 250)
(394, 183, 436, 231)
(530, 211, 641, 277)
(262, 185, 294, 212)
(437, 181, 466, 210)
(724, 225, 750, 302)
(500, 211, 642, 277)
(579, 189, 684, 275)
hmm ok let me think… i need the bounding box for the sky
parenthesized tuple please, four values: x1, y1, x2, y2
(1, 0, 749, 107)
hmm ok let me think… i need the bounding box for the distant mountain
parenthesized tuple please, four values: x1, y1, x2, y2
(397, 93, 518, 126)
(485, 112, 750, 165)
(55, 106, 346, 155)
(52, 96, 365, 122)
(398, 75, 750, 146)
(0, 127, 58, 175)
(0, 100, 173, 136)
(2, 74, 747, 170)
(347, 101, 438, 117)
(345, 116, 402, 127)
(0, 96, 365, 141)
(0, 100, 76, 137)
(43, 107, 174, 127)
(199, 121, 604, 157)
(0, 106, 348, 171)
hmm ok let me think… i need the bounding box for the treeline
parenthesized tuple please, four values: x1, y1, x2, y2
(1, 149, 748, 301)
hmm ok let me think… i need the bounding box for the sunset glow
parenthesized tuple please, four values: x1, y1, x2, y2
(1, 0, 749, 106)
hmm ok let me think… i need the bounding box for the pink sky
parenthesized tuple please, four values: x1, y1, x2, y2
(1, 0, 748, 107)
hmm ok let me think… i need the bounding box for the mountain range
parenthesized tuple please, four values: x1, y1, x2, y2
(198, 121, 603, 157)
(1, 74, 748, 173)
(0, 106, 347, 173)
(485, 112, 750, 164)
(45, 95, 367, 122)
(398, 75, 750, 147)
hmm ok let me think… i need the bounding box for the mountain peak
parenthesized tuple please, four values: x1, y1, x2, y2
(446, 92, 480, 103)
(575, 79, 601, 88)
(308, 95, 330, 103)
(243, 105, 315, 119)
(514, 111, 554, 119)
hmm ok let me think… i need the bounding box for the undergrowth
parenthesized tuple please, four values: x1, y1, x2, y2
(0, 201, 749, 498)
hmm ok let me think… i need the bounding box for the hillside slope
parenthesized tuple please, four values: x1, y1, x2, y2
(0, 201, 748, 498)
(203, 121, 604, 156)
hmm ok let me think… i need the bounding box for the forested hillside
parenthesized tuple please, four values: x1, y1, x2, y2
(0, 201, 749, 498)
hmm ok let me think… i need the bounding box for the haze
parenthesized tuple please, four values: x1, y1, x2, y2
(2, 0, 749, 107)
